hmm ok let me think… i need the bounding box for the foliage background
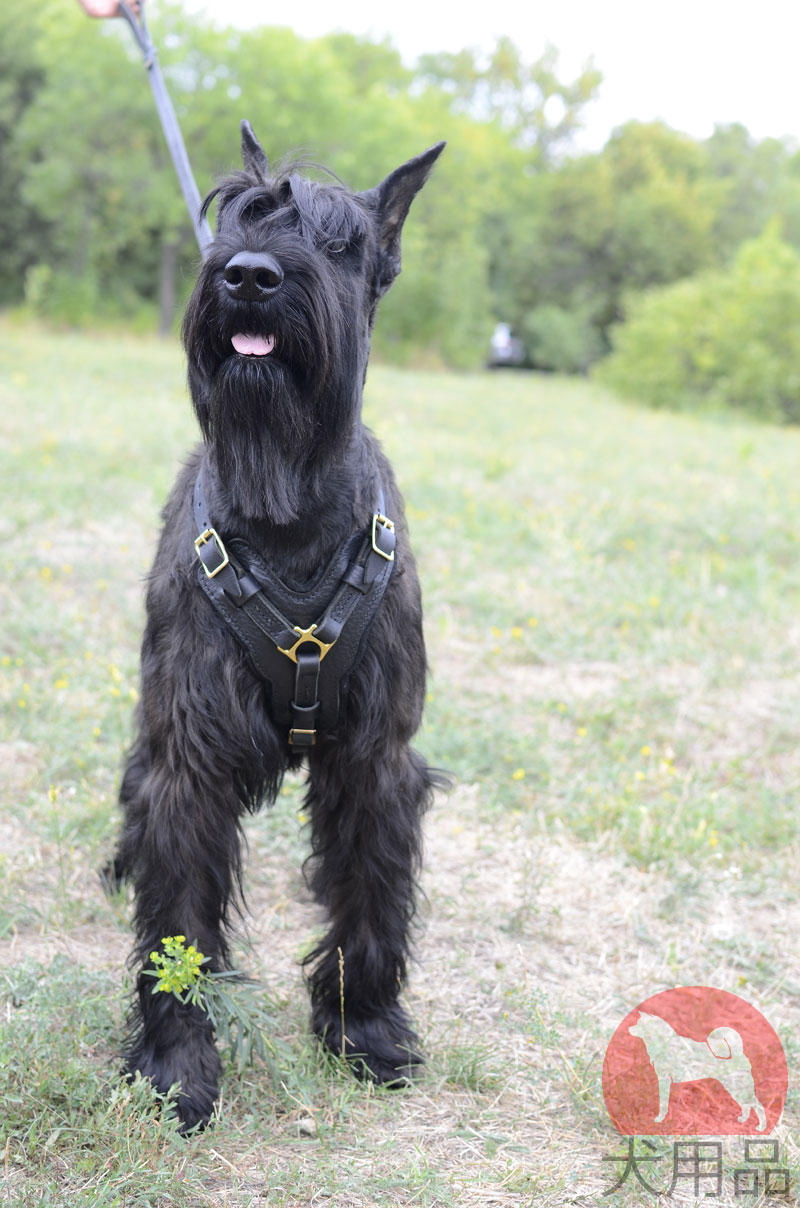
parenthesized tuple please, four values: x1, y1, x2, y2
(5, 0, 800, 403)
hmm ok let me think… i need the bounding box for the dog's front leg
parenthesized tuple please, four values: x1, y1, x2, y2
(303, 738, 435, 1084)
(118, 730, 245, 1131)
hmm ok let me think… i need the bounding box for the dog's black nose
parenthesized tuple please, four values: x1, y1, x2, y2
(223, 251, 283, 300)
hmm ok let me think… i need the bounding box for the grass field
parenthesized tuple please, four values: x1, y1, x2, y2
(1, 315, 800, 1206)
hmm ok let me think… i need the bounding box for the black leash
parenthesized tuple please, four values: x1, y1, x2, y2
(192, 467, 397, 747)
(118, 0, 213, 256)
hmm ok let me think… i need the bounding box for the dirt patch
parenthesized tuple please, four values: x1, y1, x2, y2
(491, 660, 624, 703)
(0, 740, 41, 800)
(673, 671, 799, 780)
(0, 811, 128, 972)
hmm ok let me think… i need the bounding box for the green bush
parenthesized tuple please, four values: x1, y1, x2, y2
(22, 263, 159, 331)
(596, 225, 800, 422)
(522, 302, 606, 373)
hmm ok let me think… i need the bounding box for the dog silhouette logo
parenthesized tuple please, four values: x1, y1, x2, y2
(603, 987, 787, 1135)
(628, 1013, 767, 1131)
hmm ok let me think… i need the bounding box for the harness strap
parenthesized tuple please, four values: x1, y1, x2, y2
(192, 465, 396, 745)
(290, 649, 321, 748)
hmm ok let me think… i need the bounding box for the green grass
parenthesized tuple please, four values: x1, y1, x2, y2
(2, 316, 800, 1205)
(369, 366, 800, 870)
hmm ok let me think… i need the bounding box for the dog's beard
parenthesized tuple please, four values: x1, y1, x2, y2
(184, 247, 368, 526)
(198, 351, 362, 525)
(205, 355, 319, 524)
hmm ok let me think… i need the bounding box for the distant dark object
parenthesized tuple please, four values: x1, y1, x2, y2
(488, 322, 526, 368)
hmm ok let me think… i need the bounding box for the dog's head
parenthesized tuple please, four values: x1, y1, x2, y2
(629, 1012, 671, 1044)
(183, 123, 444, 522)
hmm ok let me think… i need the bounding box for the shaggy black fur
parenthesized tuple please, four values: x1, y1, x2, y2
(108, 123, 446, 1130)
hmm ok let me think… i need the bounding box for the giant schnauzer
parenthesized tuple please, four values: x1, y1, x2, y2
(108, 122, 445, 1129)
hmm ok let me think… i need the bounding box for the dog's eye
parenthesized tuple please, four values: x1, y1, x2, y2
(326, 234, 364, 259)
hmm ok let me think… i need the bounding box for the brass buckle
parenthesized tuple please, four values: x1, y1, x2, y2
(277, 624, 335, 664)
(194, 527, 230, 578)
(371, 513, 395, 561)
(289, 728, 316, 746)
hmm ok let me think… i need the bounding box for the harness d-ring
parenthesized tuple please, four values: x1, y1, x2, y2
(277, 624, 335, 664)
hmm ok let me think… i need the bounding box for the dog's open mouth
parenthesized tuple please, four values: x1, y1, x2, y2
(231, 332, 276, 357)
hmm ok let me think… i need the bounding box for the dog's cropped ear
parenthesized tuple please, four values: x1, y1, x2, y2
(360, 142, 446, 295)
(241, 120, 269, 179)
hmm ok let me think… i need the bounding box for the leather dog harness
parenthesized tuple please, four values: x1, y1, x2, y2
(192, 467, 397, 748)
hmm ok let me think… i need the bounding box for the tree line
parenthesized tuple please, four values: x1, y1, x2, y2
(4, 0, 800, 402)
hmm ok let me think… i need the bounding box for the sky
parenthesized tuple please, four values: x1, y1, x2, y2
(186, 0, 800, 150)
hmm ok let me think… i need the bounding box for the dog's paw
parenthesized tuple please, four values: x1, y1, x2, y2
(312, 1002, 423, 1085)
(99, 854, 129, 895)
(125, 1029, 221, 1132)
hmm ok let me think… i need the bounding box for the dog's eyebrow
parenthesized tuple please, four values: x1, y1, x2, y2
(286, 175, 368, 245)
(204, 175, 369, 250)
(205, 182, 280, 228)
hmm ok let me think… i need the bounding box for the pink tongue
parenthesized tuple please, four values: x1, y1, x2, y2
(232, 332, 275, 356)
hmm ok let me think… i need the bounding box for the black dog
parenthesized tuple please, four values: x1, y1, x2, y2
(108, 122, 445, 1130)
